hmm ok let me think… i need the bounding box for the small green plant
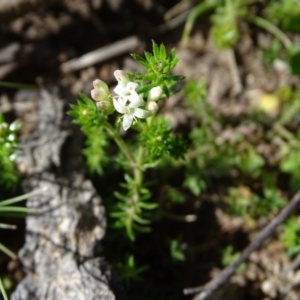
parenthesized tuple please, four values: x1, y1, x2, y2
(281, 216, 300, 257)
(226, 186, 286, 218)
(0, 277, 9, 300)
(0, 113, 20, 189)
(0, 189, 42, 258)
(222, 245, 246, 274)
(180, 0, 300, 74)
(69, 42, 185, 241)
(169, 238, 186, 262)
(265, 0, 300, 32)
(116, 255, 148, 283)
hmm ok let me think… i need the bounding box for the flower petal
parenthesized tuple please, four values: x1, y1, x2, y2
(113, 98, 126, 113)
(123, 114, 134, 130)
(134, 108, 152, 119)
(128, 91, 144, 106)
(114, 84, 128, 97)
(126, 82, 139, 91)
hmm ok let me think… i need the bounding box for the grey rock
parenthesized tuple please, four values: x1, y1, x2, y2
(11, 87, 125, 300)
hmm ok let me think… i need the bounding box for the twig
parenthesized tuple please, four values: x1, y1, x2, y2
(60, 36, 140, 73)
(225, 49, 242, 97)
(0, 0, 59, 24)
(154, 10, 191, 34)
(184, 190, 300, 300)
(0, 63, 17, 80)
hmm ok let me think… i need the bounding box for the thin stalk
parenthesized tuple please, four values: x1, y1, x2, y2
(273, 123, 295, 141)
(181, 1, 215, 47)
(0, 80, 36, 90)
(0, 187, 46, 206)
(0, 223, 17, 229)
(103, 121, 136, 165)
(251, 16, 292, 49)
(0, 277, 9, 300)
(0, 206, 31, 213)
(129, 146, 144, 212)
(0, 242, 16, 259)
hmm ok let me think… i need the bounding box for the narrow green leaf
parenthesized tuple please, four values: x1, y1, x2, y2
(126, 223, 135, 241)
(0, 206, 30, 213)
(288, 45, 300, 74)
(159, 44, 167, 60)
(0, 223, 17, 229)
(138, 202, 158, 210)
(133, 214, 150, 225)
(152, 41, 160, 58)
(0, 188, 45, 206)
(138, 84, 156, 94)
(114, 191, 128, 201)
(0, 243, 16, 259)
(131, 54, 149, 69)
(162, 84, 170, 98)
(0, 276, 9, 300)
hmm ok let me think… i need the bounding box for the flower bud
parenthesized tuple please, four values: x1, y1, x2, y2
(147, 101, 158, 112)
(93, 79, 110, 93)
(114, 70, 129, 86)
(91, 89, 109, 101)
(96, 100, 115, 115)
(148, 86, 162, 101)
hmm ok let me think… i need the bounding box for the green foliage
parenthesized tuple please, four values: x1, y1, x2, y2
(222, 245, 246, 274)
(169, 238, 186, 262)
(111, 179, 157, 241)
(226, 186, 286, 218)
(287, 45, 300, 75)
(165, 186, 185, 205)
(261, 39, 282, 69)
(69, 42, 186, 241)
(139, 117, 187, 161)
(266, 0, 300, 32)
(211, 0, 249, 49)
(131, 41, 184, 97)
(0, 190, 39, 253)
(68, 94, 109, 174)
(281, 217, 300, 257)
(180, 0, 300, 75)
(116, 255, 148, 283)
(68, 93, 106, 129)
(0, 113, 20, 189)
(183, 174, 206, 196)
(0, 277, 9, 300)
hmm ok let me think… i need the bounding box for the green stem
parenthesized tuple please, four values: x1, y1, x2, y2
(0, 206, 30, 213)
(251, 16, 292, 49)
(273, 123, 295, 141)
(103, 121, 136, 164)
(0, 80, 36, 90)
(0, 276, 9, 300)
(0, 187, 46, 206)
(181, 1, 215, 47)
(126, 144, 145, 239)
(0, 242, 16, 259)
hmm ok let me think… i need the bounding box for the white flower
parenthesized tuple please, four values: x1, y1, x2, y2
(147, 101, 158, 112)
(114, 70, 129, 86)
(113, 96, 151, 131)
(148, 86, 162, 101)
(114, 81, 141, 104)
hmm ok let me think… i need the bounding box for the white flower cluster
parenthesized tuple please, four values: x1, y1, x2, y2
(91, 70, 162, 131)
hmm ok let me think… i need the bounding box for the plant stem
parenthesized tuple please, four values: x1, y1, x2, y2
(181, 1, 215, 47)
(0, 277, 9, 300)
(251, 16, 292, 49)
(0, 187, 46, 206)
(0, 80, 36, 90)
(103, 121, 136, 164)
(0, 242, 16, 259)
